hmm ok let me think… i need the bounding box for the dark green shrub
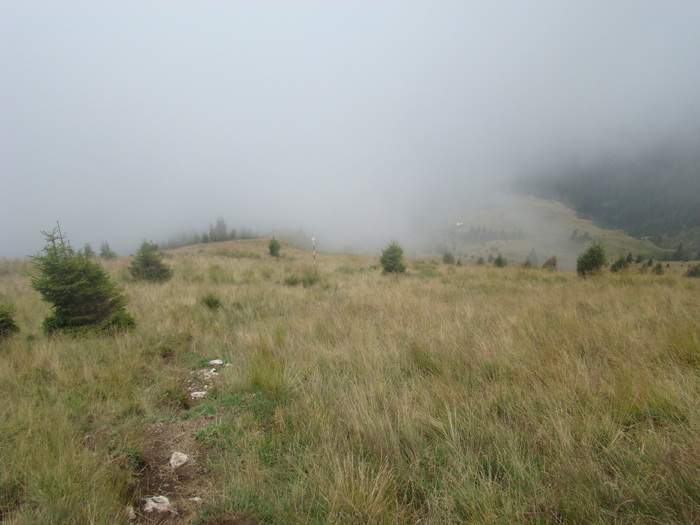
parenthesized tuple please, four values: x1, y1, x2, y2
(99, 241, 117, 260)
(379, 240, 406, 274)
(542, 256, 557, 271)
(200, 293, 223, 310)
(269, 237, 281, 258)
(494, 254, 507, 268)
(31, 228, 135, 335)
(576, 241, 607, 276)
(477, 256, 485, 266)
(685, 264, 700, 278)
(128, 241, 173, 282)
(0, 301, 20, 341)
(653, 262, 664, 275)
(83, 243, 95, 258)
(610, 255, 630, 273)
(442, 251, 456, 265)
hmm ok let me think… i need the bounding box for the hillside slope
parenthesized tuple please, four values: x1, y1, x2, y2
(515, 139, 700, 257)
(430, 195, 666, 270)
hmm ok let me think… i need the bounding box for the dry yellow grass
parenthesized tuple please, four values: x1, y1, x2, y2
(1, 238, 698, 523)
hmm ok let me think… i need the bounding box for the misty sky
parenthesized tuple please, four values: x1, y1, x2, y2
(2, 2, 699, 258)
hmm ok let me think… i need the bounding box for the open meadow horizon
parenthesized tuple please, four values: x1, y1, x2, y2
(1, 237, 698, 523)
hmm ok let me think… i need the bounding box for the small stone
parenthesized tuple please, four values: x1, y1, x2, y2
(127, 506, 137, 520)
(143, 496, 175, 514)
(209, 359, 224, 365)
(169, 451, 189, 469)
(190, 391, 207, 400)
(188, 497, 203, 503)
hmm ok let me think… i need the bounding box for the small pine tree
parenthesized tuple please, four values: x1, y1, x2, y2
(542, 256, 557, 271)
(442, 251, 456, 265)
(83, 243, 95, 258)
(625, 252, 633, 264)
(685, 264, 700, 278)
(128, 241, 173, 282)
(493, 254, 507, 268)
(99, 242, 117, 260)
(635, 254, 643, 264)
(0, 301, 21, 341)
(610, 255, 631, 273)
(647, 258, 654, 267)
(269, 237, 281, 257)
(652, 262, 664, 275)
(477, 256, 485, 266)
(31, 228, 135, 335)
(576, 241, 607, 276)
(379, 240, 406, 274)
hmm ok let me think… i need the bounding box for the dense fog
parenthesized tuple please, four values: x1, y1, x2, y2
(2, 2, 699, 258)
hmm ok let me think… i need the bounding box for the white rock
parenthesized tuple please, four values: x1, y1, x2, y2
(127, 506, 137, 520)
(188, 497, 203, 503)
(190, 391, 207, 400)
(143, 496, 175, 514)
(209, 359, 224, 365)
(169, 451, 189, 469)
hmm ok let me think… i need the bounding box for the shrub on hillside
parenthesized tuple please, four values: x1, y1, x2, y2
(576, 242, 607, 276)
(610, 255, 631, 273)
(494, 254, 507, 268)
(380, 240, 406, 274)
(686, 264, 700, 278)
(269, 237, 281, 257)
(542, 256, 557, 271)
(31, 228, 135, 335)
(442, 251, 456, 265)
(653, 263, 664, 275)
(99, 241, 117, 260)
(0, 301, 20, 341)
(128, 241, 173, 282)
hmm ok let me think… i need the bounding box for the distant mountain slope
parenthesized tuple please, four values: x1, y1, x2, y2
(430, 195, 665, 271)
(515, 140, 700, 256)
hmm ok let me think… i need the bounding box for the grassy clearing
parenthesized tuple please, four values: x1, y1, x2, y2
(1, 239, 698, 523)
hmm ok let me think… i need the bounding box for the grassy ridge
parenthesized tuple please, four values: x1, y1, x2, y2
(1, 239, 699, 523)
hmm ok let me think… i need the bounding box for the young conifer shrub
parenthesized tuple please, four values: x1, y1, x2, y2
(442, 251, 456, 265)
(610, 255, 631, 273)
(494, 254, 507, 268)
(99, 241, 117, 260)
(0, 301, 20, 341)
(268, 237, 281, 257)
(379, 240, 406, 274)
(685, 264, 700, 278)
(30, 228, 135, 335)
(576, 241, 607, 276)
(542, 256, 557, 271)
(128, 241, 173, 282)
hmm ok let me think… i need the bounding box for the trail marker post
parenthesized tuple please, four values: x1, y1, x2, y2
(312, 236, 316, 272)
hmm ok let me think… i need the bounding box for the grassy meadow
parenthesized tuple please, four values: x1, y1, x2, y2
(1, 239, 699, 524)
